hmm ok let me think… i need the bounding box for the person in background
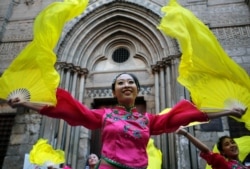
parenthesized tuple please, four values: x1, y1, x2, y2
(176, 127, 250, 169)
(62, 164, 72, 169)
(85, 153, 100, 169)
(8, 73, 246, 169)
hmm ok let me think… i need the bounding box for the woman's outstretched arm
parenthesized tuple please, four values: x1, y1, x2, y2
(176, 128, 232, 169)
(7, 88, 104, 128)
(176, 128, 210, 153)
(149, 100, 246, 134)
(205, 108, 247, 119)
(8, 97, 44, 112)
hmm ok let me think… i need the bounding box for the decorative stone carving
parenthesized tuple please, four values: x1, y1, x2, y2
(24, 0, 34, 6)
(212, 26, 250, 47)
(85, 86, 151, 98)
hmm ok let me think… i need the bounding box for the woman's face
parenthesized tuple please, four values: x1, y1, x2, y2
(112, 74, 138, 106)
(88, 154, 99, 166)
(220, 137, 239, 159)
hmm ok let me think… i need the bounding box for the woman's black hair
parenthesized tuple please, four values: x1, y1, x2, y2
(217, 135, 232, 152)
(111, 72, 141, 91)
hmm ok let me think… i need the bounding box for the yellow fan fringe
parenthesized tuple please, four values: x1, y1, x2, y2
(0, 0, 89, 105)
(29, 138, 65, 166)
(158, 0, 250, 130)
(146, 138, 162, 169)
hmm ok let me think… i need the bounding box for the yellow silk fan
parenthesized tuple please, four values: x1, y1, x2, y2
(146, 138, 162, 169)
(158, 0, 250, 130)
(29, 138, 65, 166)
(0, 0, 89, 106)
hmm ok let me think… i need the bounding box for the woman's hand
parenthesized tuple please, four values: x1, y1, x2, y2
(7, 97, 44, 112)
(206, 107, 247, 120)
(7, 97, 24, 108)
(230, 107, 247, 118)
(175, 127, 188, 136)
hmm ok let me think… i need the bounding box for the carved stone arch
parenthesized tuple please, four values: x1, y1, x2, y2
(86, 0, 164, 17)
(54, 4, 180, 168)
(56, 1, 177, 70)
(103, 38, 136, 59)
(91, 55, 107, 71)
(92, 37, 149, 71)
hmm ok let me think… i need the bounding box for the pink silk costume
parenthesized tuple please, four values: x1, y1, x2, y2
(200, 152, 250, 169)
(40, 88, 209, 169)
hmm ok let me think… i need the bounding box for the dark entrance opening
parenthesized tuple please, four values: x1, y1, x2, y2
(0, 114, 15, 168)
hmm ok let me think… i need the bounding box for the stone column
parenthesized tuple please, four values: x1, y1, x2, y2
(164, 59, 172, 107)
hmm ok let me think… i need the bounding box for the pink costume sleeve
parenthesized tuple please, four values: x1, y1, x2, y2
(40, 88, 104, 129)
(200, 151, 229, 168)
(148, 99, 209, 134)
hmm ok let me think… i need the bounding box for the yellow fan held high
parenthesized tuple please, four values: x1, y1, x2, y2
(158, 0, 250, 130)
(0, 0, 89, 106)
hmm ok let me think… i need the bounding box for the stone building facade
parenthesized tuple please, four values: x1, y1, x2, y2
(0, 0, 250, 169)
